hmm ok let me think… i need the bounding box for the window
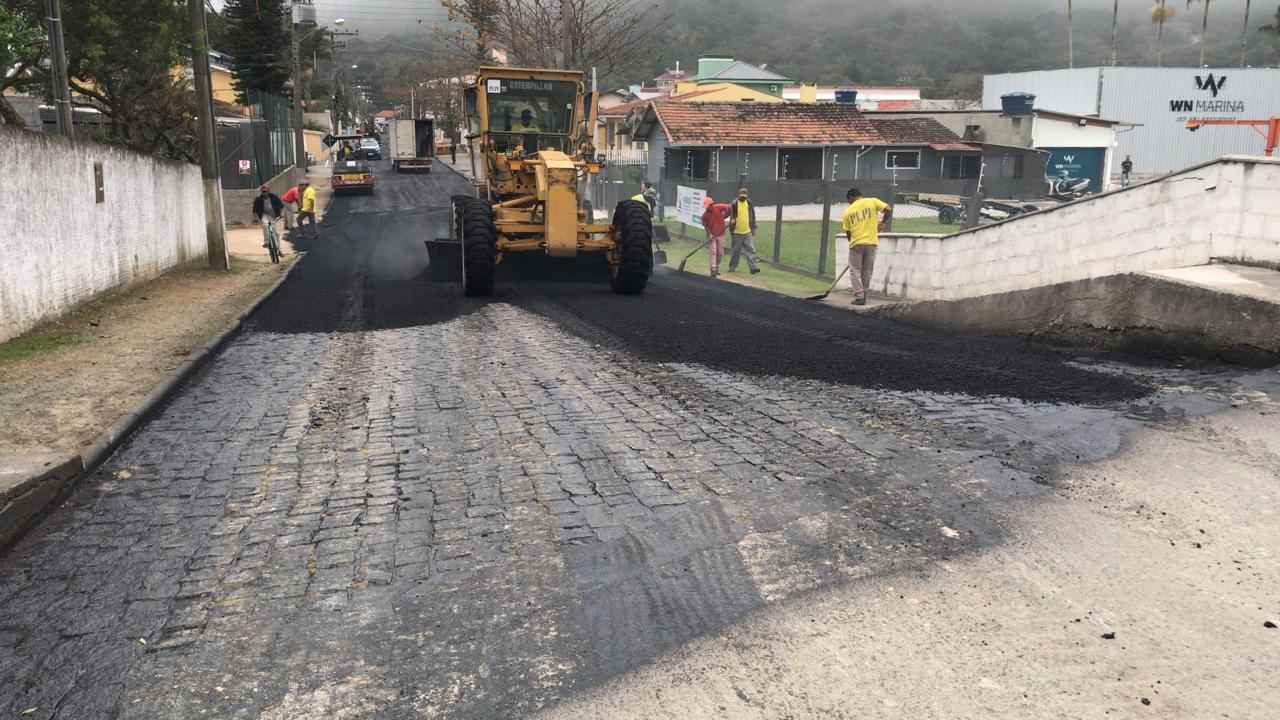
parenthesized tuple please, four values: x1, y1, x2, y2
(885, 150, 920, 170)
(684, 149, 711, 180)
(779, 148, 823, 180)
(943, 154, 981, 179)
(1011, 154, 1024, 179)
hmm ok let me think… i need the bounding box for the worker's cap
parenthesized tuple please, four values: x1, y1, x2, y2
(737, 188, 748, 197)
(259, 184, 270, 192)
(298, 179, 310, 186)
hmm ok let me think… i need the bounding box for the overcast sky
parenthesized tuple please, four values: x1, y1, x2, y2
(212, 0, 1262, 39)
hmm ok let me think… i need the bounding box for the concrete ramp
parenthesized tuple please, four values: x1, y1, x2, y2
(870, 262, 1280, 365)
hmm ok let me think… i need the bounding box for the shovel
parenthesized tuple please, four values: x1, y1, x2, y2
(806, 265, 849, 301)
(677, 239, 712, 272)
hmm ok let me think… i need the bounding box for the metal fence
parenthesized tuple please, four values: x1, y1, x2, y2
(652, 177, 1041, 278)
(216, 91, 296, 190)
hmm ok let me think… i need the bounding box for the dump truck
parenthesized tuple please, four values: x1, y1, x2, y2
(389, 118, 434, 173)
(427, 66, 654, 296)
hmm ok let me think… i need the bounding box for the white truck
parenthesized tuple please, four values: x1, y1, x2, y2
(388, 118, 434, 173)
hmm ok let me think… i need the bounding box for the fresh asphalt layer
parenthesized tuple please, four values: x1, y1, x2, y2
(0, 160, 1271, 718)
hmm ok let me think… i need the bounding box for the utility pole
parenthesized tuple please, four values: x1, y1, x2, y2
(45, 0, 74, 137)
(188, 0, 229, 270)
(1110, 0, 1119, 66)
(291, 3, 308, 172)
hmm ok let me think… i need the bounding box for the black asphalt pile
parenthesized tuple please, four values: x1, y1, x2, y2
(518, 269, 1152, 405)
(256, 169, 472, 335)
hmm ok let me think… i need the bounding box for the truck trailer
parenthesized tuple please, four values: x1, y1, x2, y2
(389, 118, 434, 173)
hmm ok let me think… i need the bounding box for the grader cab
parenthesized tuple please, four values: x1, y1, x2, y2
(429, 66, 654, 296)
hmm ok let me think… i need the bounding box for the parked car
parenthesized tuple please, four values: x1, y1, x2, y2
(359, 137, 382, 161)
(332, 159, 375, 194)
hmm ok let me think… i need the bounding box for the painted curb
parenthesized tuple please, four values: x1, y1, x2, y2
(1, 254, 306, 553)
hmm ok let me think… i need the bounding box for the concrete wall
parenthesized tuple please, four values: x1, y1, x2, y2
(222, 167, 298, 227)
(0, 126, 207, 343)
(840, 156, 1280, 303)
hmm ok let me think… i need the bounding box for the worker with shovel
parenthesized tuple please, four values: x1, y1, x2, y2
(701, 196, 730, 277)
(842, 188, 891, 306)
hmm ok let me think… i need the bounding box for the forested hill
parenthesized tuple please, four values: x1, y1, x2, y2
(645, 0, 1279, 96)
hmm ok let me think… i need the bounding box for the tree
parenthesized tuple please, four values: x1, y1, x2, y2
(438, 0, 501, 62)
(1153, 0, 1175, 66)
(222, 0, 291, 103)
(298, 25, 332, 106)
(1066, 0, 1074, 68)
(56, 0, 196, 159)
(1261, 2, 1280, 60)
(1110, 0, 1120, 65)
(1239, 0, 1251, 65)
(1187, 0, 1213, 66)
(439, 0, 669, 81)
(0, 2, 44, 126)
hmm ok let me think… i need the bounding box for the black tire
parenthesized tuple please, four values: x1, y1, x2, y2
(610, 200, 653, 295)
(938, 206, 957, 225)
(268, 233, 280, 264)
(460, 198, 497, 296)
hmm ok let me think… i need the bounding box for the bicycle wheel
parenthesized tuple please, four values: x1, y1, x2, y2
(268, 226, 281, 264)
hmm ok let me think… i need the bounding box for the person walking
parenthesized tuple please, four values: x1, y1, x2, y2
(296, 180, 319, 240)
(450, 141, 457, 164)
(701, 196, 731, 278)
(1120, 155, 1134, 188)
(280, 184, 300, 229)
(841, 188, 891, 305)
(252, 184, 284, 248)
(727, 188, 760, 275)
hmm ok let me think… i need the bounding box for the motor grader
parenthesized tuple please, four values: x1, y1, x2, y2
(428, 66, 654, 296)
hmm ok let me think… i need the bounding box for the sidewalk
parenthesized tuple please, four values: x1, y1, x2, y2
(438, 149, 474, 180)
(0, 167, 331, 546)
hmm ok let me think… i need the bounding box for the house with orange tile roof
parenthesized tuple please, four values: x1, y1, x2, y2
(629, 101, 987, 188)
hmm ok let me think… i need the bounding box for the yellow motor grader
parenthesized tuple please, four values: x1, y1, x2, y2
(428, 66, 655, 296)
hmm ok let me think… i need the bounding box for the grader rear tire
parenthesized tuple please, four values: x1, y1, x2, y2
(610, 200, 654, 295)
(460, 198, 496, 297)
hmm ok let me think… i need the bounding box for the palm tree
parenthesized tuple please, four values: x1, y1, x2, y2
(1240, 0, 1252, 66)
(1187, 0, 1213, 66)
(1067, 0, 1075, 68)
(1152, 1, 1175, 66)
(1111, 0, 1121, 65)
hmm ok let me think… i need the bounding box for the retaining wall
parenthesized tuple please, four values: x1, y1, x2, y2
(0, 126, 207, 343)
(838, 156, 1280, 303)
(222, 167, 298, 227)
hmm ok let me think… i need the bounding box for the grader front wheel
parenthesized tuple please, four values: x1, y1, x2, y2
(460, 198, 497, 297)
(609, 200, 654, 295)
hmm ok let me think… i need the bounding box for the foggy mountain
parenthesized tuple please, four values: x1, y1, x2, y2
(224, 0, 1277, 99)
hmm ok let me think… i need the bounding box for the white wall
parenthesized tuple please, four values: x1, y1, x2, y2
(0, 127, 207, 343)
(1031, 116, 1114, 149)
(846, 156, 1280, 303)
(983, 68, 1101, 116)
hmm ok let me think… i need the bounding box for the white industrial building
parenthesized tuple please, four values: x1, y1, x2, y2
(984, 67, 1280, 175)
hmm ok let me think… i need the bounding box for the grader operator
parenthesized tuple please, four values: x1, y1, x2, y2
(429, 66, 654, 296)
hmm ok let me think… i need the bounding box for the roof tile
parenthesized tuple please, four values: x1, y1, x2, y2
(647, 102, 964, 147)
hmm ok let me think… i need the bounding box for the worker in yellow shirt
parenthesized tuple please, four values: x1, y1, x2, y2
(841, 188, 892, 305)
(727, 187, 760, 274)
(297, 179, 319, 240)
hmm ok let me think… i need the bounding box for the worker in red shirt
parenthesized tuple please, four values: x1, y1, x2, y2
(280, 185, 301, 229)
(701, 196, 731, 278)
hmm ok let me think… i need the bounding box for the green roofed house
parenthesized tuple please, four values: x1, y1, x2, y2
(695, 56, 791, 98)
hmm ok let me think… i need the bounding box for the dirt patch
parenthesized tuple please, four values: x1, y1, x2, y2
(0, 257, 292, 456)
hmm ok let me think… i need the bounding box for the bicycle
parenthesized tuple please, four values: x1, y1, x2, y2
(262, 217, 282, 264)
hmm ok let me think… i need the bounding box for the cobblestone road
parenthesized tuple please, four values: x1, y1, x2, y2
(2, 162, 1270, 718)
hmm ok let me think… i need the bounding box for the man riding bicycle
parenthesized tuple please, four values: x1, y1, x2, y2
(252, 184, 284, 250)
